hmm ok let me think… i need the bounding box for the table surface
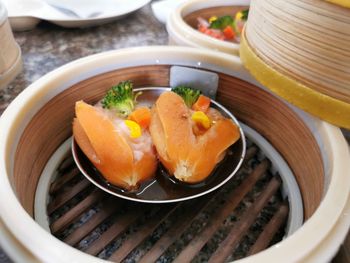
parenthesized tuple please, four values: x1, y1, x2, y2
(0, 2, 349, 263)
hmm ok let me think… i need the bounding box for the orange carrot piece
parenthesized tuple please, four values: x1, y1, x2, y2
(223, 25, 235, 40)
(192, 95, 211, 112)
(128, 107, 152, 129)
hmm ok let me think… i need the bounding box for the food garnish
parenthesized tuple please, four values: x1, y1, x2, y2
(196, 8, 249, 42)
(171, 85, 201, 108)
(128, 107, 151, 129)
(209, 15, 234, 30)
(191, 111, 211, 129)
(192, 94, 211, 112)
(233, 9, 249, 36)
(209, 16, 218, 23)
(124, 120, 142, 138)
(223, 25, 235, 40)
(236, 9, 249, 21)
(101, 80, 141, 118)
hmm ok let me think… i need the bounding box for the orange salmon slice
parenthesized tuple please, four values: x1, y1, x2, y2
(74, 101, 157, 190)
(150, 92, 240, 183)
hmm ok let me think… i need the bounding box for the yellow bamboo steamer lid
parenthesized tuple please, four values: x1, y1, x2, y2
(326, 0, 350, 8)
(240, 0, 350, 129)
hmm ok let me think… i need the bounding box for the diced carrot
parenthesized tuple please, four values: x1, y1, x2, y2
(223, 25, 235, 40)
(192, 95, 211, 112)
(128, 107, 151, 129)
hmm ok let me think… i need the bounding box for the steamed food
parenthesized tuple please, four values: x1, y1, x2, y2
(197, 9, 249, 42)
(73, 81, 241, 190)
(149, 87, 240, 183)
(73, 81, 157, 190)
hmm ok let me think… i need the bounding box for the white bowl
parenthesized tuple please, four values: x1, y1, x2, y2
(2, 0, 151, 30)
(167, 0, 250, 56)
(0, 46, 349, 263)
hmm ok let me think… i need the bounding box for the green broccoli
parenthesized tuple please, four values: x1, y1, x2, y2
(241, 9, 249, 21)
(101, 80, 140, 117)
(209, 15, 234, 30)
(171, 85, 201, 108)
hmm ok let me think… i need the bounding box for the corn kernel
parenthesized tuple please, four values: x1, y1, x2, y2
(235, 11, 243, 21)
(209, 16, 218, 23)
(124, 120, 142, 138)
(191, 111, 211, 129)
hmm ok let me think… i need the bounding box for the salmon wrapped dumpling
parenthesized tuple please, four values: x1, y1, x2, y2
(73, 81, 157, 190)
(149, 89, 240, 183)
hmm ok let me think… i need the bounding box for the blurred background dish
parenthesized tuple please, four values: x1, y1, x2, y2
(1, 0, 151, 30)
(167, 0, 250, 56)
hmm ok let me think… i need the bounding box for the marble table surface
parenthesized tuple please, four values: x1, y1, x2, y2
(0, 3, 168, 115)
(0, 2, 348, 262)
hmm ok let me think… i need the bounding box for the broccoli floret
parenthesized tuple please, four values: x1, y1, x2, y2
(101, 80, 140, 117)
(241, 9, 249, 21)
(171, 85, 201, 108)
(209, 15, 234, 29)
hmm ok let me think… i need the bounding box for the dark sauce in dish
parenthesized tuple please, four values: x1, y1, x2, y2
(74, 137, 244, 201)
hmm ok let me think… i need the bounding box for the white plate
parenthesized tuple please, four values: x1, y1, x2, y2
(1, 0, 151, 30)
(151, 0, 188, 24)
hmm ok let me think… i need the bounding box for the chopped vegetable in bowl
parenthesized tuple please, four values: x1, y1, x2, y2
(197, 8, 249, 42)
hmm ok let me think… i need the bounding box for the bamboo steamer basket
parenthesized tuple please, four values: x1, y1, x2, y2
(0, 46, 348, 262)
(240, 0, 350, 129)
(0, 1, 22, 90)
(167, 0, 250, 56)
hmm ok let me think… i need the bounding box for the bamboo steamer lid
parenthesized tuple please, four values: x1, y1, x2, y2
(240, 0, 350, 129)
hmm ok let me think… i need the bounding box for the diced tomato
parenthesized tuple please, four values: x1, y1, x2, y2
(223, 26, 235, 40)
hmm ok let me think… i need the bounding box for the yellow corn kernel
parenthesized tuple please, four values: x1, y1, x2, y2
(124, 120, 142, 138)
(235, 11, 243, 21)
(191, 111, 211, 129)
(209, 16, 218, 23)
